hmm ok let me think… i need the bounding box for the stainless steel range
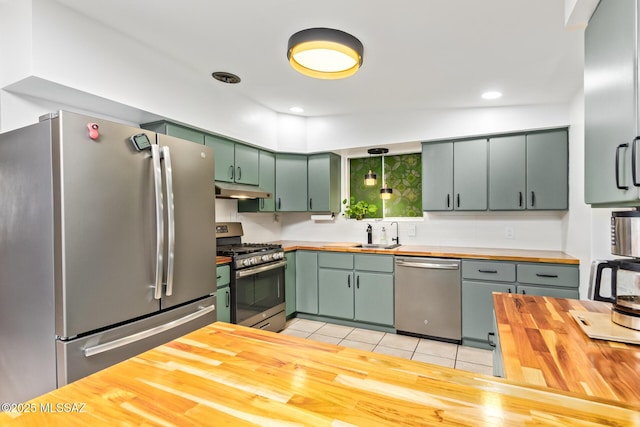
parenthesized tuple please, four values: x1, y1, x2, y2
(216, 222, 286, 332)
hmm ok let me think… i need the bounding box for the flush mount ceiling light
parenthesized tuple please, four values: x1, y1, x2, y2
(289, 106, 304, 114)
(364, 148, 388, 186)
(287, 28, 364, 79)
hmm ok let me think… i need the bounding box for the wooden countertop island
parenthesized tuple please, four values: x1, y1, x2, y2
(2, 322, 638, 426)
(494, 293, 640, 408)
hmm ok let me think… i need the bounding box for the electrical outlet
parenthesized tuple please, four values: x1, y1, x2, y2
(408, 225, 416, 237)
(505, 227, 514, 239)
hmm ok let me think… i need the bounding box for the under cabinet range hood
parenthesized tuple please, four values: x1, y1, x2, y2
(215, 182, 272, 199)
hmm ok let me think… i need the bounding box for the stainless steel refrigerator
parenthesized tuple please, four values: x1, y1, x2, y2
(0, 111, 217, 403)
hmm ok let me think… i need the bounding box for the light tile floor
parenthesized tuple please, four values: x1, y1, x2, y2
(281, 318, 494, 376)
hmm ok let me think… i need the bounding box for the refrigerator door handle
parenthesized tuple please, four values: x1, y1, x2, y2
(83, 304, 216, 357)
(162, 146, 175, 296)
(151, 145, 164, 300)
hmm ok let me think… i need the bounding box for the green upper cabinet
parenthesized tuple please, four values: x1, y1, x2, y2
(141, 121, 204, 144)
(204, 134, 259, 185)
(307, 153, 341, 213)
(422, 139, 487, 211)
(238, 150, 276, 212)
(205, 135, 234, 182)
(489, 135, 526, 210)
(489, 131, 567, 211)
(426, 130, 567, 212)
(422, 142, 454, 211)
(526, 130, 568, 210)
(275, 153, 308, 211)
(454, 139, 488, 210)
(585, 0, 639, 206)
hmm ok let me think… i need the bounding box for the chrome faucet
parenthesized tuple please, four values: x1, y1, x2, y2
(390, 222, 399, 245)
(366, 223, 373, 244)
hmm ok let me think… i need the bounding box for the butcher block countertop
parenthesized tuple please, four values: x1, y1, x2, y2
(2, 323, 638, 426)
(278, 240, 579, 264)
(494, 293, 640, 407)
(215, 255, 231, 265)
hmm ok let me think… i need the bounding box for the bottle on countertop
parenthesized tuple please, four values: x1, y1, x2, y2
(380, 227, 388, 244)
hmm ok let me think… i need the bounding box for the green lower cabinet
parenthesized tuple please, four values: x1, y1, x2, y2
(319, 269, 354, 319)
(315, 252, 394, 327)
(216, 285, 231, 323)
(295, 251, 318, 314)
(285, 252, 296, 316)
(462, 260, 579, 349)
(216, 264, 231, 323)
(462, 281, 511, 348)
(354, 272, 394, 325)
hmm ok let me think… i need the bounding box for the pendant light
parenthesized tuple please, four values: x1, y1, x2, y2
(287, 28, 364, 80)
(380, 184, 393, 200)
(364, 148, 387, 186)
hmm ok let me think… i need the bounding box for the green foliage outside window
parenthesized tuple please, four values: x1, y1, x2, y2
(348, 153, 422, 218)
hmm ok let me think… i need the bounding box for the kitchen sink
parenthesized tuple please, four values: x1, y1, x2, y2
(359, 243, 401, 249)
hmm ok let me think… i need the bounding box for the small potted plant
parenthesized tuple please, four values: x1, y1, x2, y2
(342, 197, 378, 220)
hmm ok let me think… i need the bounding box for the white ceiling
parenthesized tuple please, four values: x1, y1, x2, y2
(54, 0, 587, 118)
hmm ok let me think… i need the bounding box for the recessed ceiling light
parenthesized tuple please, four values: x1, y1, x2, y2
(289, 106, 304, 113)
(481, 91, 502, 100)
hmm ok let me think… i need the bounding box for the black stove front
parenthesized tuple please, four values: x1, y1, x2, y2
(215, 222, 286, 332)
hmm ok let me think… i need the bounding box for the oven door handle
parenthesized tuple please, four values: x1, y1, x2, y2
(235, 259, 287, 278)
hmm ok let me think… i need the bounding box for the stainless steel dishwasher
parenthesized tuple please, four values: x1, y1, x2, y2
(394, 257, 461, 343)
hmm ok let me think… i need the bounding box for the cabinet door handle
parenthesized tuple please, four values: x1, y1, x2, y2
(456, 193, 460, 208)
(535, 273, 558, 278)
(521, 289, 526, 295)
(278, 198, 281, 210)
(632, 137, 640, 187)
(530, 191, 535, 207)
(616, 143, 630, 190)
(519, 191, 523, 207)
(446, 194, 450, 208)
(347, 275, 351, 288)
(478, 269, 498, 274)
(309, 198, 313, 210)
(507, 288, 512, 293)
(261, 198, 264, 209)
(229, 165, 234, 180)
(356, 276, 360, 289)
(487, 332, 496, 348)
(216, 275, 222, 279)
(237, 166, 241, 180)
(225, 290, 230, 308)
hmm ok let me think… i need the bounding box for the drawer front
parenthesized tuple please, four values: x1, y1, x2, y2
(517, 263, 579, 288)
(216, 264, 230, 288)
(354, 254, 394, 273)
(318, 252, 354, 269)
(462, 261, 516, 282)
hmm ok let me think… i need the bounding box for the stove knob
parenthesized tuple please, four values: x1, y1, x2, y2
(262, 255, 271, 262)
(250, 258, 257, 265)
(242, 259, 251, 267)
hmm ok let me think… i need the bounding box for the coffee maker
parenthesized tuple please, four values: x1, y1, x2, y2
(591, 211, 640, 331)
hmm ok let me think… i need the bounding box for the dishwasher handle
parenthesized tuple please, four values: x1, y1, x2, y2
(395, 259, 460, 270)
